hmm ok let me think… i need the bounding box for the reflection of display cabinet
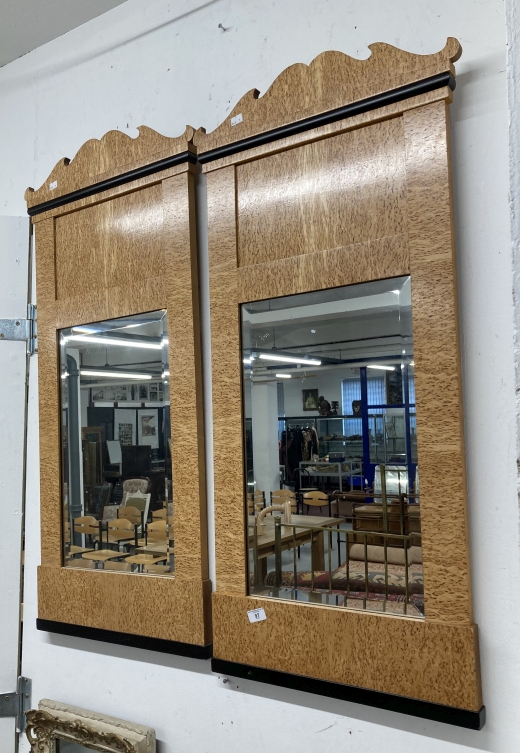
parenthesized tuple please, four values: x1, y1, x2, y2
(203, 40, 484, 726)
(27, 127, 211, 655)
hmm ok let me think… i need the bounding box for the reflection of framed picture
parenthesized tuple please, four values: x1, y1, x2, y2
(116, 385, 128, 402)
(149, 382, 158, 402)
(114, 408, 136, 446)
(138, 383, 149, 401)
(302, 388, 319, 411)
(138, 409, 159, 448)
(26, 699, 156, 752)
(104, 385, 116, 402)
(92, 387, 104, 402)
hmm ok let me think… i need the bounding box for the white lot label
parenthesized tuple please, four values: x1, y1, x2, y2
(247, 607, 266, 623)
(49, 180, 58, 190)
(231, 113, 243, 126)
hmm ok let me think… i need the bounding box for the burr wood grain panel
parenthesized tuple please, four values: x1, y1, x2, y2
(54, 184, 165, 300)
(404, 101, 472, 624)
(236, 118, 407, 268)
(207, 166, 247, 596)
(207, 52, 480, 707)
(38, 565, 211, 645)
(212, 593, 481, 711)
(162, 172, 208, 581)
(34, 164, 210, 643)
(237, 235, 409, 303)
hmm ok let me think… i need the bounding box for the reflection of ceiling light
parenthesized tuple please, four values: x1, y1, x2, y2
(259, 354, 321, 366)
(243, 358, 252, 364)
(276, 373, 291, 379)
(311, 329, 316, 334)
(410, 361, 415, 366)
(367, 364, 395, 371)
(61, 372, 69, 379)
(72, 326, 98, 334)
(65, 335, 162, 350)
(392, 290, 400, 294)
(80, 370, 153, 380)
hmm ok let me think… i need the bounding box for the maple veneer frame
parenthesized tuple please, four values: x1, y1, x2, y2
(200, 40, 484, 723)
(27, 128, 211, 656)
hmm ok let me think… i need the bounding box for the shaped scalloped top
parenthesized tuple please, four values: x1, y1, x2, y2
(25, 124, 195, 209)
(193, 38, 461, 154)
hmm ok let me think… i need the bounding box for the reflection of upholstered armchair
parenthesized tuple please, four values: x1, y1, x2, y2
(122, 476, 151, 505)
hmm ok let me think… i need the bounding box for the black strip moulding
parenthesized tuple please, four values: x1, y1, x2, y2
(198, 71, 455, 164)
(28, 71, 454, 216)
(27, 151, 197, 217)
(211, 659, 485, 730)
(37, 618, 212, 660)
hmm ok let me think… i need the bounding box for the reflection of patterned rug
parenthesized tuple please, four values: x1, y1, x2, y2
(264, 561, 424, 616)
(266, 561, 422, 594)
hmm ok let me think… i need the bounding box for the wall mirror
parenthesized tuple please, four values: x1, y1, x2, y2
(202, 39, 484, 724)
(243, 276, 422, 615)
(28, 125, 211, 654)
(60, 309, 173, 576)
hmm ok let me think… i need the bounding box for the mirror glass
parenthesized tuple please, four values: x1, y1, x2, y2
(59, 310, 173, 576)
(242, 277, 423, 616)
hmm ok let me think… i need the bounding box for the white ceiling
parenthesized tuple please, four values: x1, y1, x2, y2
(0, 0, 128, 67)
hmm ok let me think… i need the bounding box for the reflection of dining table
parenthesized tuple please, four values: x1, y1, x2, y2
(81, 550, 124, 567)
(248, 514, 344, 581)
(135, 541, 171, 556)
(125, 554, 168, 573)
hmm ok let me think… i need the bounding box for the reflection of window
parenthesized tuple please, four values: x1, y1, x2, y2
(409, 373, 416, 404)
(367, 376, 386, 407)
(341, 375, 387, 433)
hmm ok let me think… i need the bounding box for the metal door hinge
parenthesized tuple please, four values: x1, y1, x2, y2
(0, 676, 32, 732)
(0, 303, 37, 354)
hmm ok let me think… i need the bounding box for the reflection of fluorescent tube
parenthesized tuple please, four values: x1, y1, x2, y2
(367, 364, 395, 371)
(80, 370, 153, 379)
(259, 354, 321, 366)
(65, 335, 162, 350)
(276, 373, 291, 379)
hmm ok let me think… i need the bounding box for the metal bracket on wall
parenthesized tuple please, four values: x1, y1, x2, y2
(0, 676, 32, 733)
(0, 303, 37, 354)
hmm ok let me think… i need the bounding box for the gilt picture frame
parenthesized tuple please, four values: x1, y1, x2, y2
(25, 699, 155, 753)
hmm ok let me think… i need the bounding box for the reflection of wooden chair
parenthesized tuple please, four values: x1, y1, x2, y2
(93, 518, 136, 552)
(122, 476, 151, 503)
(104, 560, 132, 572)
(247, 490, 265, 514)
(146, 520, 168, 541)
(118, 506, 141, 526)
(123, 491, 151, 525)
(67, 559, 95, 569)
(302, 491, 330, 516)
(152, 508, 166, 520)
(144, 564, 171, 574)
(271, 489, 297, 515)
(73, 516, 99, 548)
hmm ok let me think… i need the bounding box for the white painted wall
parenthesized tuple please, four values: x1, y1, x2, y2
(0, 218, 29, 753)
(0, 1, 518, 751)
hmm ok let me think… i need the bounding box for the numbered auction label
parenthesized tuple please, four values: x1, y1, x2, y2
(247, 607, 266, 623)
